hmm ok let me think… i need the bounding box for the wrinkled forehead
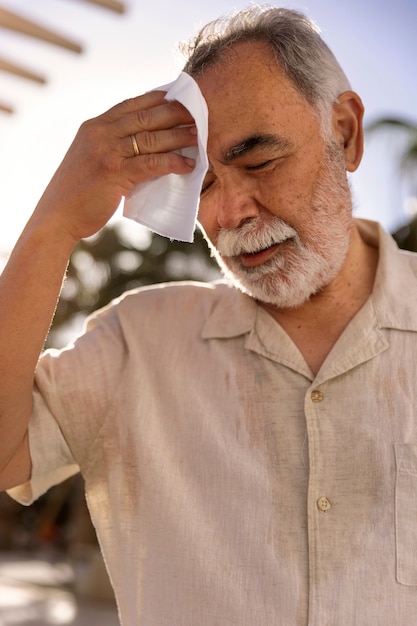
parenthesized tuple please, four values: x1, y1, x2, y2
(195, 41, 321, 154)
(195, 40, 282, 89)
(196, 40, 314, 116)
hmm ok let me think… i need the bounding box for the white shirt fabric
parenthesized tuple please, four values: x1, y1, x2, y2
(9, 219, 417, 625)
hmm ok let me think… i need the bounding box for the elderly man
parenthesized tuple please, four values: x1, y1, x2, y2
(1, 5, 416, 625)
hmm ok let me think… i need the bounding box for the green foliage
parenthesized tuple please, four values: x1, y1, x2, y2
(392, 216, 417, 252)
(366, 117, 417, 253)
(366, 117, 417, 174)
(47, 221, 220, 347)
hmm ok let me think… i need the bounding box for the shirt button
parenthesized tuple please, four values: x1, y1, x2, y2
(317, 496, 332, 512)
(311, 389, 324, 402)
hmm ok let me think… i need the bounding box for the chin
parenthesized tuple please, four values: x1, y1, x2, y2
(218, 250, 342, 310)
(229, 274, 316, 309)
(217, 259, 316, 309)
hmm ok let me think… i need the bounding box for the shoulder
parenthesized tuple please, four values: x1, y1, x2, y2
(116, 279, 232, 309)
(87, 279, 238, 329)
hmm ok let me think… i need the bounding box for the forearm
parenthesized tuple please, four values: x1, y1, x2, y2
(0, 212, 76, 479)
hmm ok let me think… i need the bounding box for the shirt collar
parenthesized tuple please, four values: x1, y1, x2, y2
(201, 281, 258, 339)
(358, 218, 417, 332)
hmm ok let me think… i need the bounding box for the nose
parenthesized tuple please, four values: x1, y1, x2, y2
(215, 180, 260, 230)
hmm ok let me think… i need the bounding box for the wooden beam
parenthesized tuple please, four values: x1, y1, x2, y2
(0, 57, 46, 84)
(0, 102, 14, 114)
(0, 7, 82, 53)
(75, 0, 126, 13)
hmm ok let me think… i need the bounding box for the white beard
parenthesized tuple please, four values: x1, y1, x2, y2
(201, 143, 353, 309)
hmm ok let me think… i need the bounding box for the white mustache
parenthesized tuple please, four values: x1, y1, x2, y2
(216, 217, 297, 257)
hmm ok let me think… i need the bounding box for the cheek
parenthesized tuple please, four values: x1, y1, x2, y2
(198, 183, 231, 243)
(262, 153, 323, 212)
(258, 175, 312, 224)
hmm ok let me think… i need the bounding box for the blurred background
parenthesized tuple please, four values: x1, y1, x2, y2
(0, 0, 416, 623)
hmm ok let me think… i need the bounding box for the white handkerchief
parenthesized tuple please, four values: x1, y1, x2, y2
(123, 72, 209, 243)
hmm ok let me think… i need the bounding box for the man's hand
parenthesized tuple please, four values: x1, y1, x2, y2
(34, 91, 198, 245)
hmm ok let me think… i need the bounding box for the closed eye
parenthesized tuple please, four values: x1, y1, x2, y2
(200, 180, 214, 195)
(246, 159, 274, 171)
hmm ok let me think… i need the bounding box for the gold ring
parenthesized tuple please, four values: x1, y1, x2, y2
(130, 134, 140, 156)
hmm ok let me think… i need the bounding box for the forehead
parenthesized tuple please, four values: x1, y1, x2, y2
(196, 41, 320, 151)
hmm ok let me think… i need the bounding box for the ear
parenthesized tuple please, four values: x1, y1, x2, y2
(332, 91, 364, 172)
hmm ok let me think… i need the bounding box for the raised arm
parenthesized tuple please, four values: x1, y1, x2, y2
(0, 90, 197, 491)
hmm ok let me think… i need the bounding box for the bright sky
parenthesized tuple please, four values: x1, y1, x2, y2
(0, 0, 416, 257)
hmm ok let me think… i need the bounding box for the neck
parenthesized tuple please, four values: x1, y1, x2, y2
(260, 224, 379, 375)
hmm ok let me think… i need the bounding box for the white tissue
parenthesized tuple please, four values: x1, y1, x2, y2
(123, 72, 209, 243)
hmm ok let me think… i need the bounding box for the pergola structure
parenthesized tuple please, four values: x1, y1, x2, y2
(0, 0, 126, 113)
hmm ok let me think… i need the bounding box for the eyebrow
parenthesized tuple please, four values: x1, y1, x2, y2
(224, 133, 293, 162)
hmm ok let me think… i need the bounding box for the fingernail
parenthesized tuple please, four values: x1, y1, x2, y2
(185, 157, 195, 167)
(189, 125, 198, 135)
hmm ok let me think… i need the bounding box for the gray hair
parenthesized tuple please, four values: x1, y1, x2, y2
(180, 5, 351, 135)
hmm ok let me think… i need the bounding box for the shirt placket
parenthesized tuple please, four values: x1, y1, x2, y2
(305, 381, 333, 625)
(304, 326, 389, 625)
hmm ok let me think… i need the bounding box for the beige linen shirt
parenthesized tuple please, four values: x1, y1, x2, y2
(9, 219, 417, 625)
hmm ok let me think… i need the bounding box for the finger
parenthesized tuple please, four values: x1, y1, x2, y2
(125, 125, 197, 159)
(119, 101, 195, 138)
(122, 151, 195, 187)
(104, 91, 195, 137)
(103, 90, 167, 119)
